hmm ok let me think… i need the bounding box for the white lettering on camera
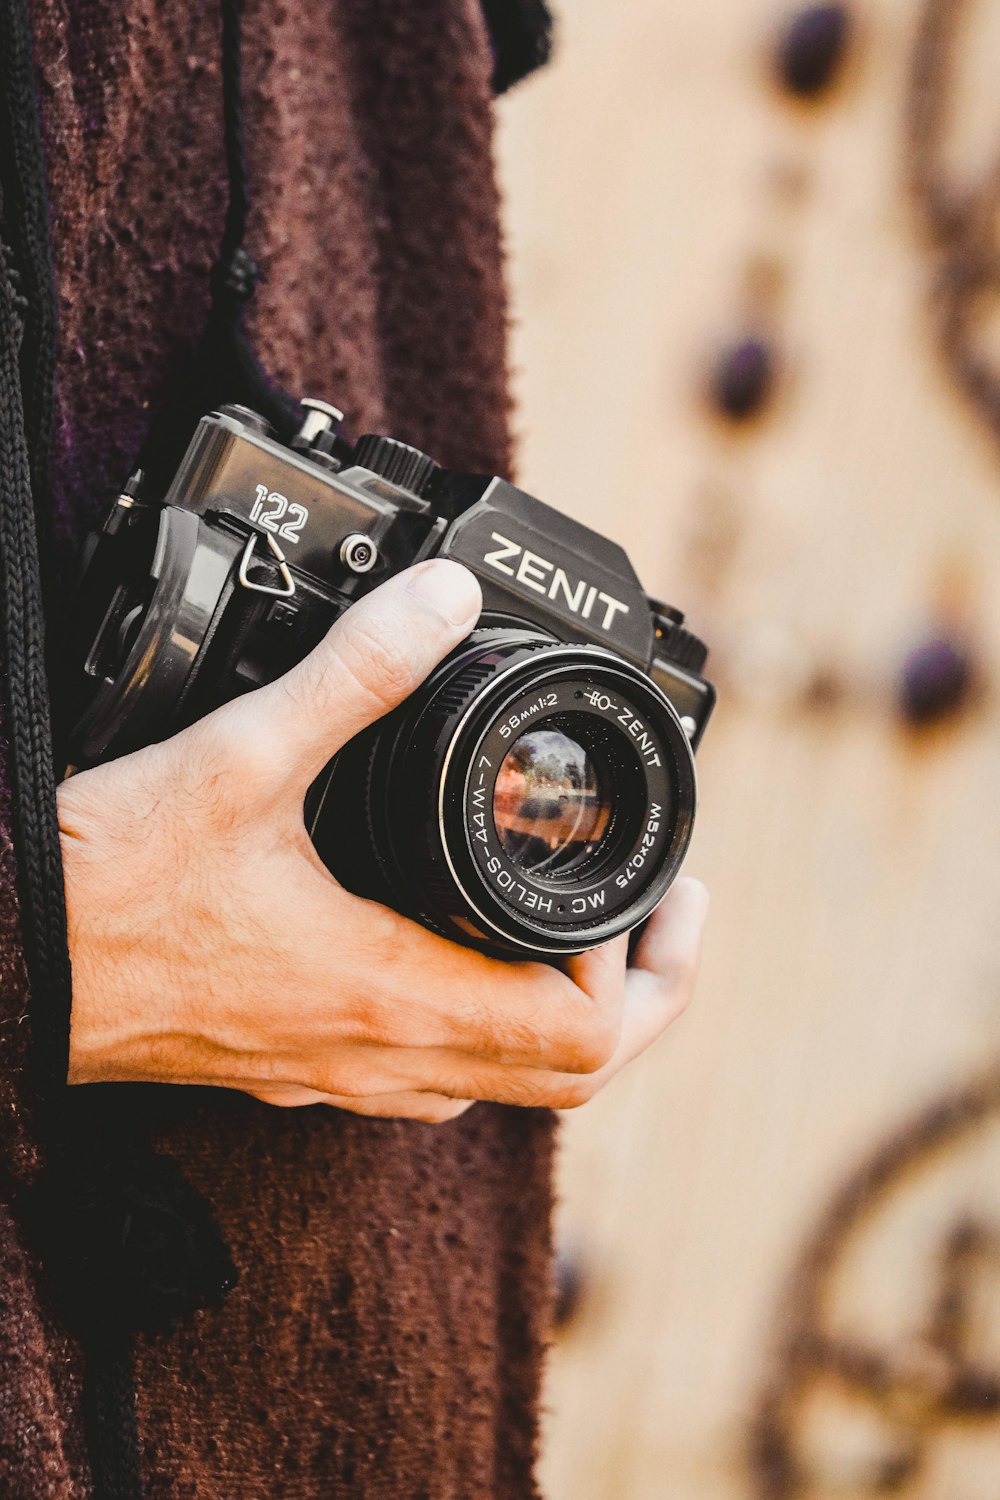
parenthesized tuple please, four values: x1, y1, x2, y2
(577, 691, 662, 769)
(485, 857, 553, 912)
(616, 803, 663, 888)
(498, 692, 558, 739)
(471, 784, 489, 843)
(615, 705, 662, 767)
(483, 531, 630, 632)
(250, 483, 308, 542)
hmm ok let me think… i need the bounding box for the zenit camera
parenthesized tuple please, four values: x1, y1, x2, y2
(67, 399, 715, 957)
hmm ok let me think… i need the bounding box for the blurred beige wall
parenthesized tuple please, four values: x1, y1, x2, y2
(497, 2, 1000, 1496)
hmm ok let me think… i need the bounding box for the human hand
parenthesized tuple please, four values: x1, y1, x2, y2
(61, 560, 709, 1122)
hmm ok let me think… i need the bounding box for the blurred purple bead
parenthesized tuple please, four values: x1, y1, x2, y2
(552, 1246, 585, 1331)
(898, 636, 974, 725)
(776, 4, 852, 98)
(710, 336, 775, 421)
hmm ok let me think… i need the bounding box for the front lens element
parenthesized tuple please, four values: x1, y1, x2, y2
(494, 715, 612, 876)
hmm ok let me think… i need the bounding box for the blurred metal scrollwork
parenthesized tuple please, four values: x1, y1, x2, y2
(750, 1068, 1000, 1497)
(908, 0, 1000, 458)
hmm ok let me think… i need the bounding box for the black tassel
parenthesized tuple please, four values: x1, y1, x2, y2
(24, 1140, 238, 1337)
(482, 0, 555, 95)
(137, 248, 301, 496)
(138, 0, 301, 490)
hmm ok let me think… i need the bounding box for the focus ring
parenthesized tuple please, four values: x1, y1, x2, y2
(419, 633, 551, 728)
(372, 633, 554, 945)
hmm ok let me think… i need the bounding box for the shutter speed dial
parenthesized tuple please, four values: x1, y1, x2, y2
(354, 434, 438, 496)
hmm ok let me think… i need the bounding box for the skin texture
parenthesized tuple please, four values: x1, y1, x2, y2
(60, 559, 709, 1122)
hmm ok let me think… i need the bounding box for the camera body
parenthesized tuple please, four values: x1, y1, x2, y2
(68, 401, 715, 956)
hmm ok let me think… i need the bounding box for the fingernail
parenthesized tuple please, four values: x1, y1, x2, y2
(405, 559, 482, 628)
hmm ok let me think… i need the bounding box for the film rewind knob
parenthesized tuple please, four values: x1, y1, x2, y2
(296, 397, 345, 449)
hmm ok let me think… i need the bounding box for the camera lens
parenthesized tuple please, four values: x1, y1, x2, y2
(494, 716, 611, 877)
(308, 629, 697, 956)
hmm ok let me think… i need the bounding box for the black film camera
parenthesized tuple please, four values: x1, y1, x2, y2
(68, 400, 715, 957)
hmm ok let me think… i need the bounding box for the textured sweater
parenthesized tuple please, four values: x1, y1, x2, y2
(0, 1, 554, 1494)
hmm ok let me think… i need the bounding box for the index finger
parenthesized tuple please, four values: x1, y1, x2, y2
(218, 560, 482, 791)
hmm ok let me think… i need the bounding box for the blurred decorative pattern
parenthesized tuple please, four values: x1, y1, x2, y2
(908, 0, 1000, 459)
(497, 0, 1000, 1495)
(774, 5, 853, 99)
(751, 1073, 1000, 1496)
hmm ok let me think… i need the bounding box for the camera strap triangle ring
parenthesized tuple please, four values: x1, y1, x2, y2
(238, 530, 296, 597)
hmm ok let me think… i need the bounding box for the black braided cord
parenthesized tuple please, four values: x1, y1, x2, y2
(83, 1336, 142, 1500)
(0, 0, 58, 592)
(0, 0, 147, 1486)
(137, 0, 300, 493)
(481, 0, 555, 94)
(0, 0, 68, 1109)
(0, 276, 69, 1104)
(0, 276, 70, 1102)
(220, 0, 251, 266)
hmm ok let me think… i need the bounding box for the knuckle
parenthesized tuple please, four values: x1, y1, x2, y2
(343, 991, 396, 1049)
(563, 1010, 621, 1076)
(527, 968, 620, 1074)
(458, 995, 515, 1060)
(497, 1013, 551, 1065)
(334, 612, 416, 717)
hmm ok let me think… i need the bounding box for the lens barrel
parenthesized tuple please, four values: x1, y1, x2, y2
(310, 629, 697, 956)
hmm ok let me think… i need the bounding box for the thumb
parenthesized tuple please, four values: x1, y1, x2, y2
(233, 559, 481, 786)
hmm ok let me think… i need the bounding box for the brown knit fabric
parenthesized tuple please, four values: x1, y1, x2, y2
(0, 2, 556, 1495)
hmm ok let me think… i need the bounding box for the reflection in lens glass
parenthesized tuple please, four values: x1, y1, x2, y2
(493, 720, 612, 876)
